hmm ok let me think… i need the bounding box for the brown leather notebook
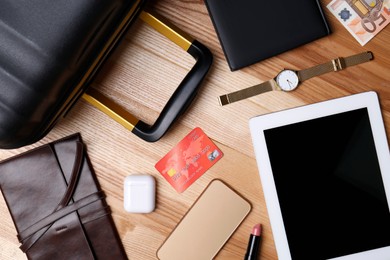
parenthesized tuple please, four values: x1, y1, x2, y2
(0, 133, 127, 260)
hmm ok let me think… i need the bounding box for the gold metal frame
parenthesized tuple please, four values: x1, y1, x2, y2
(139, 11, 193, 51)
(82, 89, 139, 131)
(82, 10, 195, 132)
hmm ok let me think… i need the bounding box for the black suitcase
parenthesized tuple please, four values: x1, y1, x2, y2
(0, 0, 212, 149)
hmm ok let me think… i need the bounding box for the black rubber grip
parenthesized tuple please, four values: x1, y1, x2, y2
(132, 40, 213, 142)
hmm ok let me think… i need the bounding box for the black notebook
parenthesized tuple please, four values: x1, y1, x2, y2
(205, 0, 331, 71)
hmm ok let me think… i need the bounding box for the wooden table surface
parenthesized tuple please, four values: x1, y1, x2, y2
(1, 0, 389, 259)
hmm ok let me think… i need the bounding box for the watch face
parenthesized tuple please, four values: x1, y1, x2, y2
(275, 70, 299, 91)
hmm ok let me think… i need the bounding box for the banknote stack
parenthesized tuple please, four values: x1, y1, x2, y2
(327, 0, 390, 45)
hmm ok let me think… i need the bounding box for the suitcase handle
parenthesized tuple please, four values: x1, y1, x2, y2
(82, 11, 212, 142)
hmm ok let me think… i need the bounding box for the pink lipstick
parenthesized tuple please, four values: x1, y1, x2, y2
(244, 223, 262, 260)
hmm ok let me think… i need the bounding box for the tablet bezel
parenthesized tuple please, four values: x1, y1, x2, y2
(249, 91, 390, 260)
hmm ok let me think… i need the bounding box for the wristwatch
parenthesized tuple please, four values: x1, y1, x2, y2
(218, 51, 373, 106)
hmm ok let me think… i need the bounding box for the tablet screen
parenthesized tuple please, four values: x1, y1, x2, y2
(264, 107, 390, 259)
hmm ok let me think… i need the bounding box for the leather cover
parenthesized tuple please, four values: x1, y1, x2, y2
(0, 133, 127, 259)
(205, 0, 331, 71)
(0, 0, 145, 149)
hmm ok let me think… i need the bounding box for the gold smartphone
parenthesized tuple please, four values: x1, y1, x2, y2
(157, 179, 251, 260)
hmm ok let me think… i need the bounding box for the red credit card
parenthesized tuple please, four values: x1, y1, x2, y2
(155, 127, 223, 193)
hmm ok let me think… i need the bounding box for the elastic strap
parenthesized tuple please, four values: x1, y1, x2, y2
(18, 141, 86, 252)
(19, 190, 106, 251)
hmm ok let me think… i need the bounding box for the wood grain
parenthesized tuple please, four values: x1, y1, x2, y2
(1, 0, 389, 259)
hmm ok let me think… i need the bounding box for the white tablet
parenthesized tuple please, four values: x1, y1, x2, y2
(249, 91, 390, 260)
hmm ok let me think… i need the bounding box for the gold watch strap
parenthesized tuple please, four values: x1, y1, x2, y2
(298, 51, 373, 81)
(218, 51, 373, 106)
(218, 80, 278, 106)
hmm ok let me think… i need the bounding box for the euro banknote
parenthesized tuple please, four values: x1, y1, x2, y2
(327, 0, 390, 45)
